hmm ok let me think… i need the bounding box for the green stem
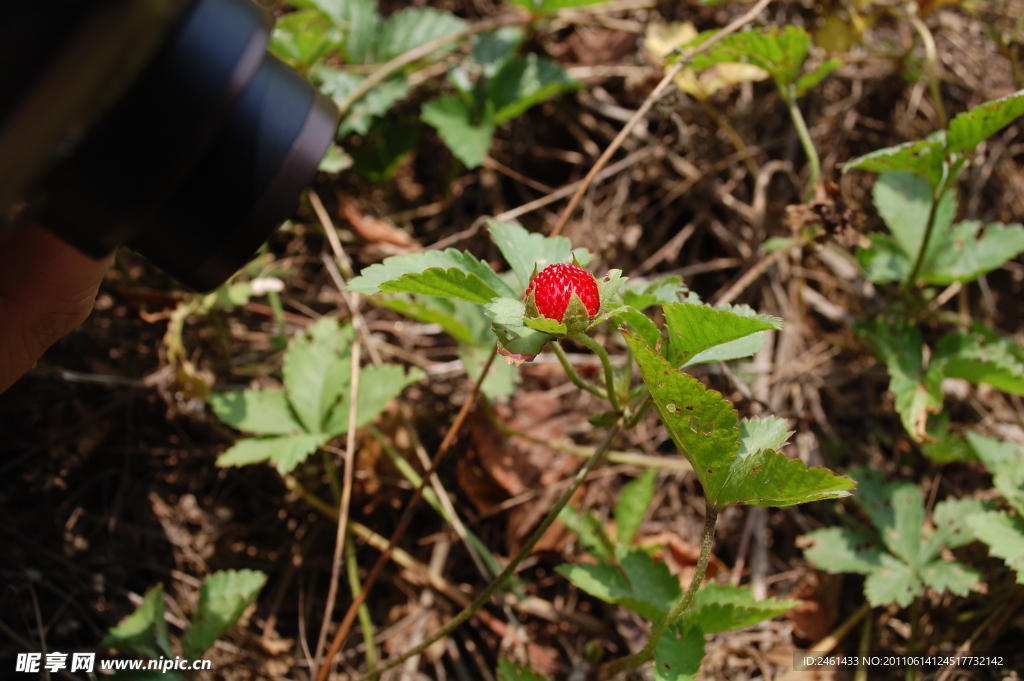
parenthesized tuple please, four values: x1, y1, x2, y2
(784, 84, 821, 203)
(903, 188, 942, 293)
(601, 505, 719, 677)
(908, 11, 948, 130)
(572, 333, 622, 414)
(551, 341, 608, 400)
(364, 424, 622, 680)
(906, 597, 919, 681)
(346, 536, 378, 669)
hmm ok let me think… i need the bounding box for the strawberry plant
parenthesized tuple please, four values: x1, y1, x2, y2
(347, 219, 854, 679)
(102, 570, 266, 678)
(211, 316, 423, 473)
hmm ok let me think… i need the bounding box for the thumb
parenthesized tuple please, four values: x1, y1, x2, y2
(0, 225, 113, 392)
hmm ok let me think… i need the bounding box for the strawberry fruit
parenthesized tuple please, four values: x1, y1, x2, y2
(525, 263, 600, 323)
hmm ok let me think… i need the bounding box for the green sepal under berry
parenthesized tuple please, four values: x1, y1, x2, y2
(486, 297, 557, 365)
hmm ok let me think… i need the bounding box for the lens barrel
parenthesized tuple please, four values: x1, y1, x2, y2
(4, 0, 338, 291)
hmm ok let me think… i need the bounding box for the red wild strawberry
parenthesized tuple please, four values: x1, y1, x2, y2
(525, 263, 600, 322)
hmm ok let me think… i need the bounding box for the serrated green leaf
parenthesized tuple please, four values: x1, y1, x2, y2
(923, 221, 1024, 284)
(348, 248, 516, 302)
(615, 470, 657, 546)
(597, 270, 627, 313)
(421, 95, 495, 168)
(873, 172, 956, 272)
(859, 320, 943, 442)
(795, 58, 843, 96)
(102, 584, 173, 659)
(967, 511, 1024, 584)
(919, 559, 981, 596)
(654, 623, 705, 681)
(470, 27, 524, 78)
(314, 68, 411, 136)
(210, 390, 304, 436)
(737, 417, 791, 458)
(216, 434, 329, 473)
(524, 316, 568, 335)
(803, 526, 884, 574)
(689, 26, 811, 90)
(621, 275, 690, 311)
(496, 658, 548, 681)
(864, 553, 920, 607)
(857, 233, 912, 283)
(684, 583, 799, 634)
(324, 365, 424, 436)
(663, 303, 780, 369)
(283, 317, 354, 433)
(557, 549, 681, 620)
(338, 0, 380, 64)
(935, 331, 1024, 395)
(374, 295, 477, 344)
(559, 506, 615, 562)
(488, 220, 576, 292)
(610, 306, 663, 351)
(925, 497, 991, 559)
(182, 570, 267, 659)
(488, 54, 579, 123)
(376, 7, 466, 63)
(842, 139, 947, 190)
(486, 296, 528, 326)
(848, 467, 924, 567)
(626, 332, 851, 508)
(270, 10, 343, 67)
(715, 446, 855, 508)
(947, 89, 1024, 155)
(966, 432, 1024, 515)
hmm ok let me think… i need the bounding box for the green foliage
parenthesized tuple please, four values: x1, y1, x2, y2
(858, 171, 1024, 285)
(425, 43, 578, 168)
(559, 548, 681, 620)
(211, 318, 423, 473)
(935, 329, 1024, 395)
(102, 584, 173, 660)
(688, 26, 836, 95)
(626, 332, 853, 509)
(803, 469, 984, 607)
(347, 248, 517, 303)
(654, 624, 704, 681)
(844, 90, 1024, 193)
(615, 470, 658, 545)
(965, 434, 1024, 583)
(103, 571, 266, 675)
(488, 220, 581, 293)
(663, 303, 782, 368)
(559, 505, 616, 563)
(182, 570, 267, 659)
(858, 319, 943, 442)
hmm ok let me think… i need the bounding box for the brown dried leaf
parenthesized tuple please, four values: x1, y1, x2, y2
(341, 200, 418, 249)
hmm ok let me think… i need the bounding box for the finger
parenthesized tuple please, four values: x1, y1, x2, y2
(0, 225, 113, 392)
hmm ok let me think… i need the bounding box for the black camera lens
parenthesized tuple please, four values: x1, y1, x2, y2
(1, 0, 338, 291)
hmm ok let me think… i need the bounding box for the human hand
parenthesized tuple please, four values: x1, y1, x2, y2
(0, 225, 113, 392)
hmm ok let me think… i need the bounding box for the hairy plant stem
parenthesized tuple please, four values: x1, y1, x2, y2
(572, 333, 622, 414)
(551, 341, 608, 400)
(784, 85, 821, 202)
(903, 187, 942, 296)
(601, 505, 719, 678)
(362, 424, 622, 680)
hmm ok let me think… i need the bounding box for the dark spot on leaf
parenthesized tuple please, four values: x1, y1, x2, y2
(751, 466, 762, 473)
(685, 405, 694, 410)
(707, 469, 713, 474)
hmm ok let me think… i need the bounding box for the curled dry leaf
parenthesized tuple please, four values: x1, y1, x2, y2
(340, 198, 419, 250)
